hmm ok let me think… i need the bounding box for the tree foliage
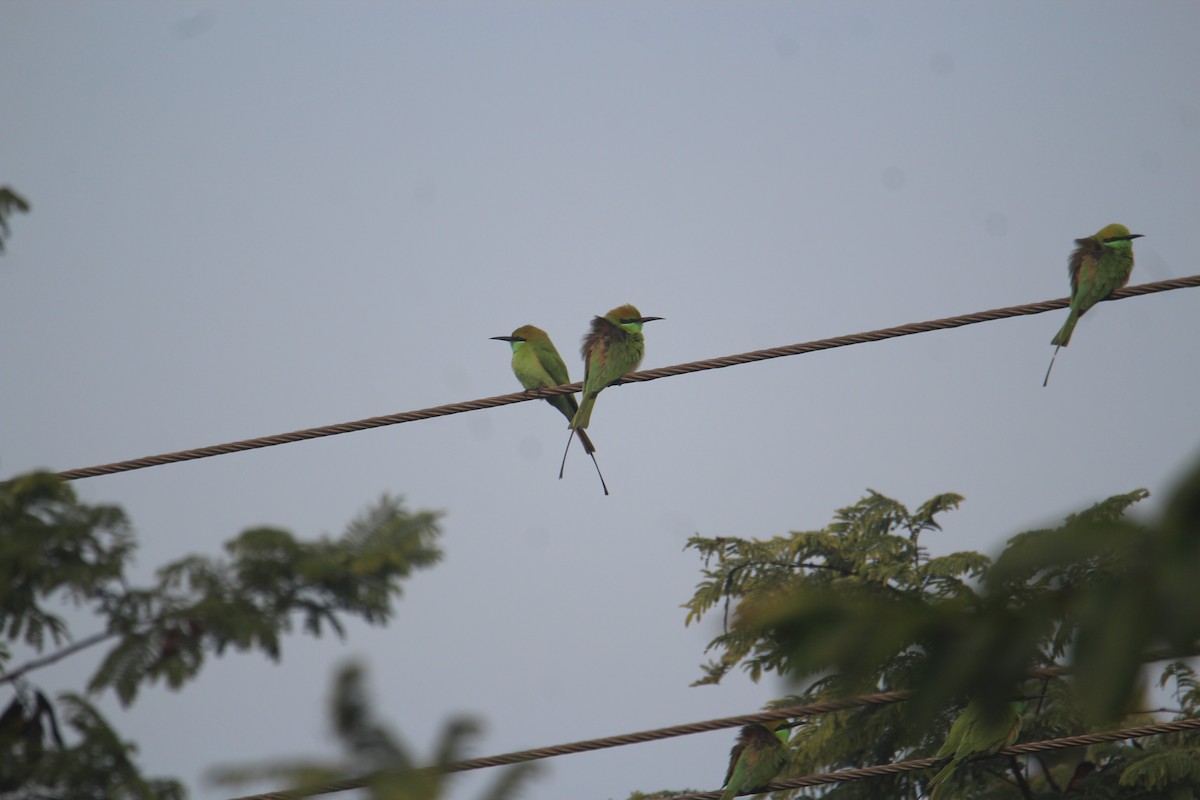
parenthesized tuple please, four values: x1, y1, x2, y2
(213, 662, 539, 800)
(89, 491, 443, 706)
(13, 692, 188, 800)
(681, 455, 1200, 799)
(1, 471, 135, 651)
(0, 471, 445, 796)
(0, 185, 31, 253)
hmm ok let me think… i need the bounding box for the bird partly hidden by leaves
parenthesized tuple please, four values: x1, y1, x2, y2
(927, 700, 1024, 800)
(492, 324, 609, 495)
(719, 721, 791, 800)
(560, 303, 662, 481)
(1043, 223, 1142, 386)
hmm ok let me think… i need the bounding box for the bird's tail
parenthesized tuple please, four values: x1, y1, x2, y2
(556, 416, 608, 493)
(571, 393, 596, 431)
(586, 449, 609, 496)
(559, 429, 574, 480)
(1050, 307, 1079, 348)
(927, 762, 957, 800)
(558, 428, 608, 495)
(1042, 343, 1062, 388)
(1044, 307, 1079, 387)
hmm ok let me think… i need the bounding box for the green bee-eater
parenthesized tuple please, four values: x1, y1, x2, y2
(492, 325, 608, 495)
(559, 304, 662, 483)
(719, 722, 790, 800)
(1043, 223, 1142, 386)
(927, 701, 1023, 800)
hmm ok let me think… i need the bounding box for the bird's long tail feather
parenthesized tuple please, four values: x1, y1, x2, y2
(928, 762, 957, 800)
(1043, 344, 1062, 387)
(587, 451, 609, 496)
(558, 428, 609, 495)
(559, 429, 574, 480)
(1045, 306, 1079, 387)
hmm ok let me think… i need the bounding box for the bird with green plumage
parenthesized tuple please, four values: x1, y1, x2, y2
(1043, 223, 1142, 386)
(719, 721, 790, 800)
(927, 700, 1024, 799)
(559, 304, 662, 484)
(492, 324, 608, 495)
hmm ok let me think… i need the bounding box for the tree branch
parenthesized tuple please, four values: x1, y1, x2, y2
(0, 629, 117, 685)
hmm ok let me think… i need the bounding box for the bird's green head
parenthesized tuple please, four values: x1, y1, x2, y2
(604, 304, 664, 332)
(771, 720, 793, 744)
(489, 326, 532, 350)
(491, 324, 548, 352)
(1095, 223, 1144, 246)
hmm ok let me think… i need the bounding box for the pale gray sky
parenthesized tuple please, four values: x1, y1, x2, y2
(3, 3, 1199, 799)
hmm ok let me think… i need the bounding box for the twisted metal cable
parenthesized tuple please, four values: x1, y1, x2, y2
(225, 692, 916, 800)
(47, 274, 1200, 482)
(223, 656, 1175, 800)
(666, 715, 1200, 800)
(225, 652, 1190, 796)
(227, 710, 1200, 800)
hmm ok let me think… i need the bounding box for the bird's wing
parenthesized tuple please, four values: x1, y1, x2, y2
(536, 342, 573, 388)
(723, 740, 747, 787)
(1067, 237, 1102, 300)
(581, 316, 627, 394)
(986, 709, 1022, 751)
(935, 705, 976, 759)
(962, 706, 1020, 755)
(512, 351, 555, 392)
(535, 350, 581, 419)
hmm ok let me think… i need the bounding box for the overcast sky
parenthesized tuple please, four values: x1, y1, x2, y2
(3, 3, 1199, 799)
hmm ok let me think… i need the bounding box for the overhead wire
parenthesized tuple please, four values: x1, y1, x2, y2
(219, 692, 916, 800)
(223, 656, 1192, 800)
(666, 715, 1200, 800)
(44, 274, 1200, 483)
(225, 712, 1200, 800)
(15, 275, 1200, 797)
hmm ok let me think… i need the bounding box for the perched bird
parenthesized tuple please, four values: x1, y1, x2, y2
(928, 701, 1024, 800)
(559, 304, 662, 482)
(492, 325, 608, 495)
(1043, 223, 1142, 386)
(719, 722, 790, 800)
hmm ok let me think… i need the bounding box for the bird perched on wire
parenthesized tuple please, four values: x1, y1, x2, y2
(719, 721, 791, 800)
(492, 324, 608, 495)
(1043, 223, 1142, 386)
(927, 700, 1023, 799)
(559, 304, 662, 482)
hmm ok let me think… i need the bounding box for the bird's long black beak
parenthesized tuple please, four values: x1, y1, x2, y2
(638, 316, 664, 323)
(1109, 234, 1144, 242)
(490, 336, 524, 342)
